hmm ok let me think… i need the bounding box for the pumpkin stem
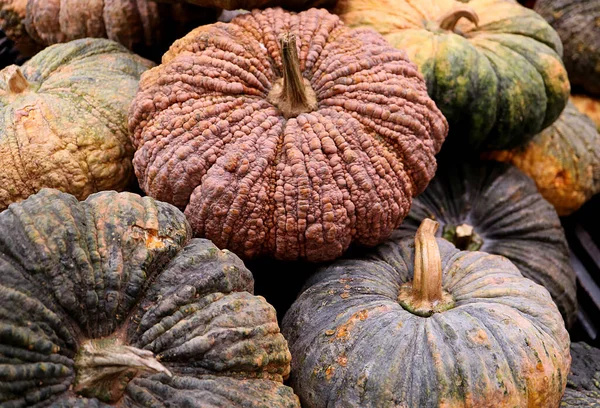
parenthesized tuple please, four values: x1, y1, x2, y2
(0, 65, 29, 94)
(438, 6, 479, 32)
(442, 223, 483, 251)
(74, 338, 172, 403)
(398, 219, 455, 317)
(266, 33, 318, 119)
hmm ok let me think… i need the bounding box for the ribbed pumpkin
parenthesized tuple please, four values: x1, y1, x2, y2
(0, 0, 41, 56)
(394, 160, 577, 327)
(333, 0, 570, 152)
(20, 0, 216, 61)
(282, 218, 571, 407)
(486, 100, 600, 216)
(535, 0, 600, 96)
(0, 188, 300, 407)
(129, 7, 448, 262)
(0, 38, 153, 212)
(571, 94, 600, 131)
(561, 343, 600, 407)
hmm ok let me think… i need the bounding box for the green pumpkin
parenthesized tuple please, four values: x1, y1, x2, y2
(334, 0, 570, 151)
(282, 219, 571, 407)
(394, 160, 577, 327)
(0, 188, 299, 407)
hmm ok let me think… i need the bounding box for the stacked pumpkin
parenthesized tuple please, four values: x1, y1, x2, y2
(1, 0, 599, 407)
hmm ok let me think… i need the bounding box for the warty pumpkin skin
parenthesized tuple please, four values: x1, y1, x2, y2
(0, 188, 300, 407)
(486, 100, 600, 216)
(560, 343, 600, 407)
(334, 0, 570, 152)
(0, 38, 154, 212)
(535, 0, 600, 96)
(129, 7, 448, 262)
(282, 219, 571, 408)
(394, 160, 577, 327)
(571, 94, 600, 131)
(23, 0, 217, 61)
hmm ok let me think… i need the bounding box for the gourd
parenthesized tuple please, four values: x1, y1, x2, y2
(486, 100, 600, 216)
(128, 7, 448, 262)
(0, 38, 154, 211)
(561, 343, 600, 407)
(0, 188, 300, 407)
(394, 160, 577, 327)
(535, 0, 600, 96)
(282, 218, 571, 407)
(333, 0, 570, 152)
(571, 94, 600, 131)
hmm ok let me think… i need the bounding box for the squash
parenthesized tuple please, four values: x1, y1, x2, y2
(0, 0, 41, 56)
(282, 218, 571, 407)
(485, 100, 600, 216)
(333, 0, 570, 152)
(0, 188, 300, 407)
(561, 343, 600, 407)
(535, 0, 600, 96)
(20, 0, 216, 61)
(394, 160, 577, 327)
(571, 94, 600, 131)
(128, 7, 448, 262)
(0, 38, 154, 211)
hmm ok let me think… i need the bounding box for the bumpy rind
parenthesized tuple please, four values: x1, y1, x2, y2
(0, 38, 154, 211)
(0, 188, 299, 407)
(334, 0, 570, 151)
(282, 236, 571, 408)
(128, 7, 448, 262)
(486, 101, 600, 216)
(393, 160, 577, 327)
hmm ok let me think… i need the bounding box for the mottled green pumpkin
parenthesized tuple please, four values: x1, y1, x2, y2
(282, 219, 571, 407)
(561, 343, 600, 407)
(0, 38, 153, 212)
(535, 0, 600, 96)
(486, 100, 600, 216)
(334, 0, 570, 151)
(394, 160, 577, 327)
(0, 188, 300, 407)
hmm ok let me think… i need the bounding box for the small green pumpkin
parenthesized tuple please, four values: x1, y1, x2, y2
(282, 218, 571, 407)
(334, 0, 570, 151)
(394, 160, 577, 327)
(0, 188, 299, 407)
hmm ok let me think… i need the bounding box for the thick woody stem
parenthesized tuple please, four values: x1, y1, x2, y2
(0, 65, 29, 94)
(442, 223, 484, 251)
(398, 219, 455, 317)
(74, 338, 172, 403)
(438, 7, 479, 31)
(266, 33, 318, 119)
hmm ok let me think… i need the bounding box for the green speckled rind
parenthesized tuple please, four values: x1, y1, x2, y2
(560, 343, 600, 407)
(0, 188, 299, 407)
(335, 0, 570, 151)
(535, 0, 600, 96)
(282, 237, 571, 408)
(394, 160, 576, 327)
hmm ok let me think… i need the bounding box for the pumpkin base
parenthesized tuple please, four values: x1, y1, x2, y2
(442, 223, 484, 251)
(397, 283, 455, 317)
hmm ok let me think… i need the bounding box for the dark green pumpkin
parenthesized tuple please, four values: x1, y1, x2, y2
(561, 343, 600, 407)
(535, 0, 600, 96)
(282, 219, 571, 407)
(394, 160, 577, 327)
(0, 188, 299, 407)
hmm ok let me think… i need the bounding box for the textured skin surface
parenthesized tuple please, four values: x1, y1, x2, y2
(155, 0, 335, 12)
(487, 101, 600, 216)
(24, 0, 216, 61)
(394, 160, 576, 327)
(282, 236, 571, 407)
(129, 7, 448, 262)
(0, 0, 41, 56)
(535, 0, 600, 96)
(561, 343, 600, 407)
(0, 38, 153, 212)
(571, 94, 600, 131)
(0, 188, 299, 407)
(334, 0, 570, 152)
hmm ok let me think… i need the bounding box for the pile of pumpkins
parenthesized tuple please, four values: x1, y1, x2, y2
(0, 0, 599, 406)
